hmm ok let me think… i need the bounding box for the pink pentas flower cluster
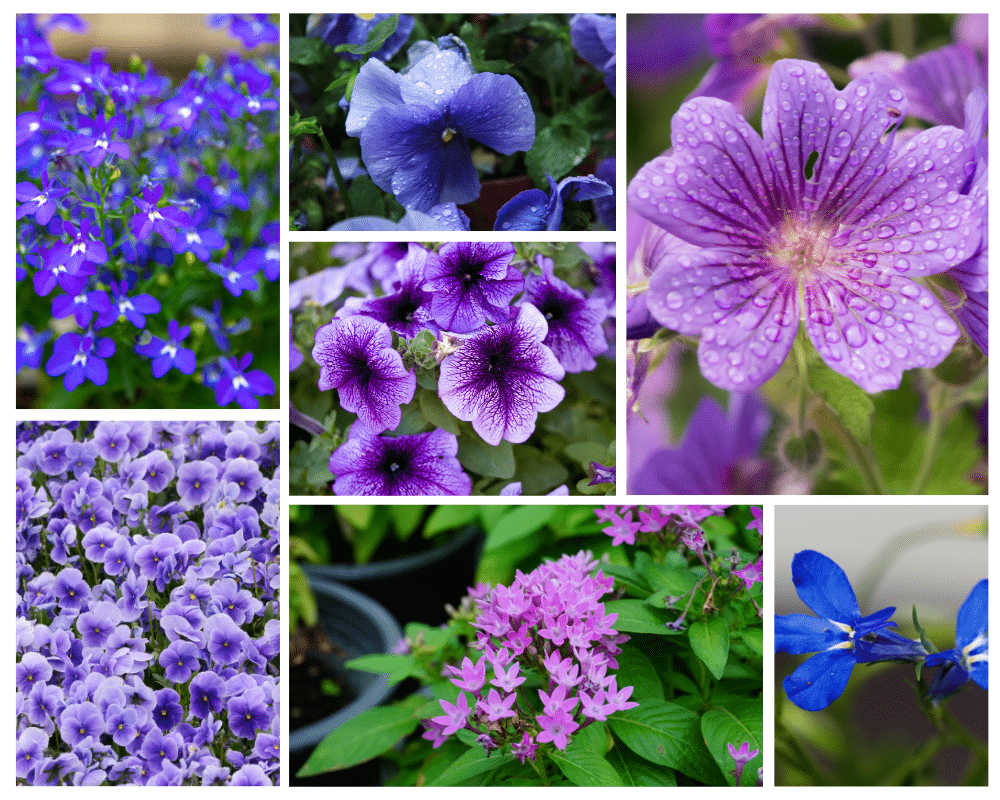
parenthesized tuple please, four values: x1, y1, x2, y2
(597, 504, 731, 546)
(422, 551, 636, 760)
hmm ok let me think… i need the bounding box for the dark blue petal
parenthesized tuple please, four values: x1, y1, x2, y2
(494, 189, 549, 232)
(450, 73, 535, 155)
(970, 660, 987, 690)
(854, 606, 898, 637)
(853, 628, 925, 664)
(782, 648, 855, 711)
(791, 550, 861, 624)
(775, 613, 845, 655)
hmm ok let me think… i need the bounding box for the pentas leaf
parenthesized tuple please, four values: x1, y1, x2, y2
(549, 748, 624, 787)
(701, 702, 763, 787)
(345, 653, 416, 685)
(689, 616, 731, 680)
(487, 506, 557, 551)
(298, 702, 422, 776)
(609, 701, 724, 784)
(607, 746, 677, 787)
(615, 645, 665, 702)
(427, 748, 517, 786)
(605, 599, 677, 635)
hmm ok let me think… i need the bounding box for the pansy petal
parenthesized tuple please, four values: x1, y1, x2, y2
(782, 648, 855, 711)
(790, 550, 861, 624)
(346, 58, 404, 136)
(450, 72, 536, 155)
(495, 189, 550, 232)
(401, 49, 474, 109)
(804, 271, 960, 393)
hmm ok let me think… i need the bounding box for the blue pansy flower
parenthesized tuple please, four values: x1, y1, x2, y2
(346, 36, 535, 212)
(570, 14, 616, 96)
(307, 13, 415, 62)
(924, 579, 988, 700)
(776, 550, 927, 711)
(494, 173, 612, 232)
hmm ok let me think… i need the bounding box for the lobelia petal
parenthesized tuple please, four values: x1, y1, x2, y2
(790, 550, 861, 624)
(775, 613, 846, 655)
(782, 648, 856, 711)
(955, 579, 988, 651)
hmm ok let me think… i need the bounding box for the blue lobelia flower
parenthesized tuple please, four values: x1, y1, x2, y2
(924, 579, 988, 700)
(346, 36, 535, 211)
(629, 59, 981, 394)
(776, 549, 927, 710)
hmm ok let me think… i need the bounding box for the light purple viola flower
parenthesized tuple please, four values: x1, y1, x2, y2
(205, 612, 250, 667)
(629, 59, 977, 393)
(106, 704, 139, 747)
(159, 640, 201, 683)
(312, 315, 416, 433)
(16, 651, 53, 695)
(93, 420, 131, 462)
(570, 14, 616, 95)
(521, 255, 609, 372)
(230, 764, 271, 786)
(44, 331, 116, 392)
(494, 173, 613, 232)
(849, 43, 986, 129)
(190, 671, 227, 719)
(177, 459, 219, 506)
(36, 427, 75, 475)
(424, 241, 523, 333)
(346, 36, 535, 211)
(227, 687, 270, 739)
(632, 393, 772, 495)
(16, 726, 49, 780)
(329, 428, 471, 496)
(59, 701, 104, 747)
(438, 303, 566, 446)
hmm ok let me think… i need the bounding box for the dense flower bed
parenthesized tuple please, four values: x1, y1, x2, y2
(15, 421, 280, 785)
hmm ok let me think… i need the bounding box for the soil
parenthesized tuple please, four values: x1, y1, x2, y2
(289, 623, 357, 731)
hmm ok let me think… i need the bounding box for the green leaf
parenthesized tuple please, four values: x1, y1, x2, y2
(606, 745, 676, 786)
(346, 175, 386, 219)
(344, 653, 416, 685)
(604, 600, 676, 635)
(333, 14, 400, 56)
(738, 627, 763, 656)
(608, 701, 724, 784)
(427, 748, 515, 786)
(525, 123, 590, 187)
(424, 505, 479, 536)
(643, 563, 699, 596)
(486, 506, 556, 551)
(688, 616, 730, 680)
(549, 748, 624, 786)
(615, 645, 665, 702)
(297, 701, 421, 775)
(289, 36, 332, 65)
(599, 563, 650, 597)
(457, 435, 516, 479)
(700, 702, 763, 787)
(387, 506, 424, 540)
(418, 389, 461, 435)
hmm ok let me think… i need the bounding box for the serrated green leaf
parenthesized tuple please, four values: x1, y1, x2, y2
(809, 356, 875, 443)
(297, 701, 421, 776)
(688, 616, 730, 680)
(608, 701, 724, 784)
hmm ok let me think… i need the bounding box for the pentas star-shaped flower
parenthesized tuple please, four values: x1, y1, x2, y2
(312, 315, 416, 434)
(438, 303, 566, 446)
(328, 428, 472, 496)
(924, 579, 988, 700)
(424, 241, 523, 333)
(629, 59, 980, 393)
(346, 36, 535, 211)
(734, 558, 763, 590)
(775, 549, 927, 710)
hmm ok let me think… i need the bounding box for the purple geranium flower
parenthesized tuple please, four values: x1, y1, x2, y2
(312, 315, 416, 434)
(423, 241, 524, 333)
(521, 255, 609, 372)
(438, 303, 566, 446)
(346, 36, 535, 211)
(329, 428, 471, 496)
(631, 393, 772, 495)
(629, 59, 978, 393)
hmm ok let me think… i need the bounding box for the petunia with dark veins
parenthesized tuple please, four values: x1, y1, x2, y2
(424, 241, 523, 333)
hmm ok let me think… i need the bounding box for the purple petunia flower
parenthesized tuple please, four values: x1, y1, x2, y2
(438, 303, 566, 446)
(346, 36, 535, 211)
(329, 428, 471, 496)
(521, 255, 609, 372)
(629, 59, 978, 393)
(312, 315, 416, 433)
(356, 243, 438, 338)
(424, 241, 523, 333)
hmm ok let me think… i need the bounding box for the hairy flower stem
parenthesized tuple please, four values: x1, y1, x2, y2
(909, 380, 947, 494)
(289, 404, 325, 436)
(816, 402, 886, 493)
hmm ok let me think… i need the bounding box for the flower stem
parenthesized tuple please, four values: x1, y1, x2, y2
(289, 404, 326, 436)
(317, 129, 354, 218)
(909, 378, 946, 494)
(817, 402, 886, 493)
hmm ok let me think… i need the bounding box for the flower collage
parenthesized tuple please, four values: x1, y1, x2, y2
(13, 10, 989, 791)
